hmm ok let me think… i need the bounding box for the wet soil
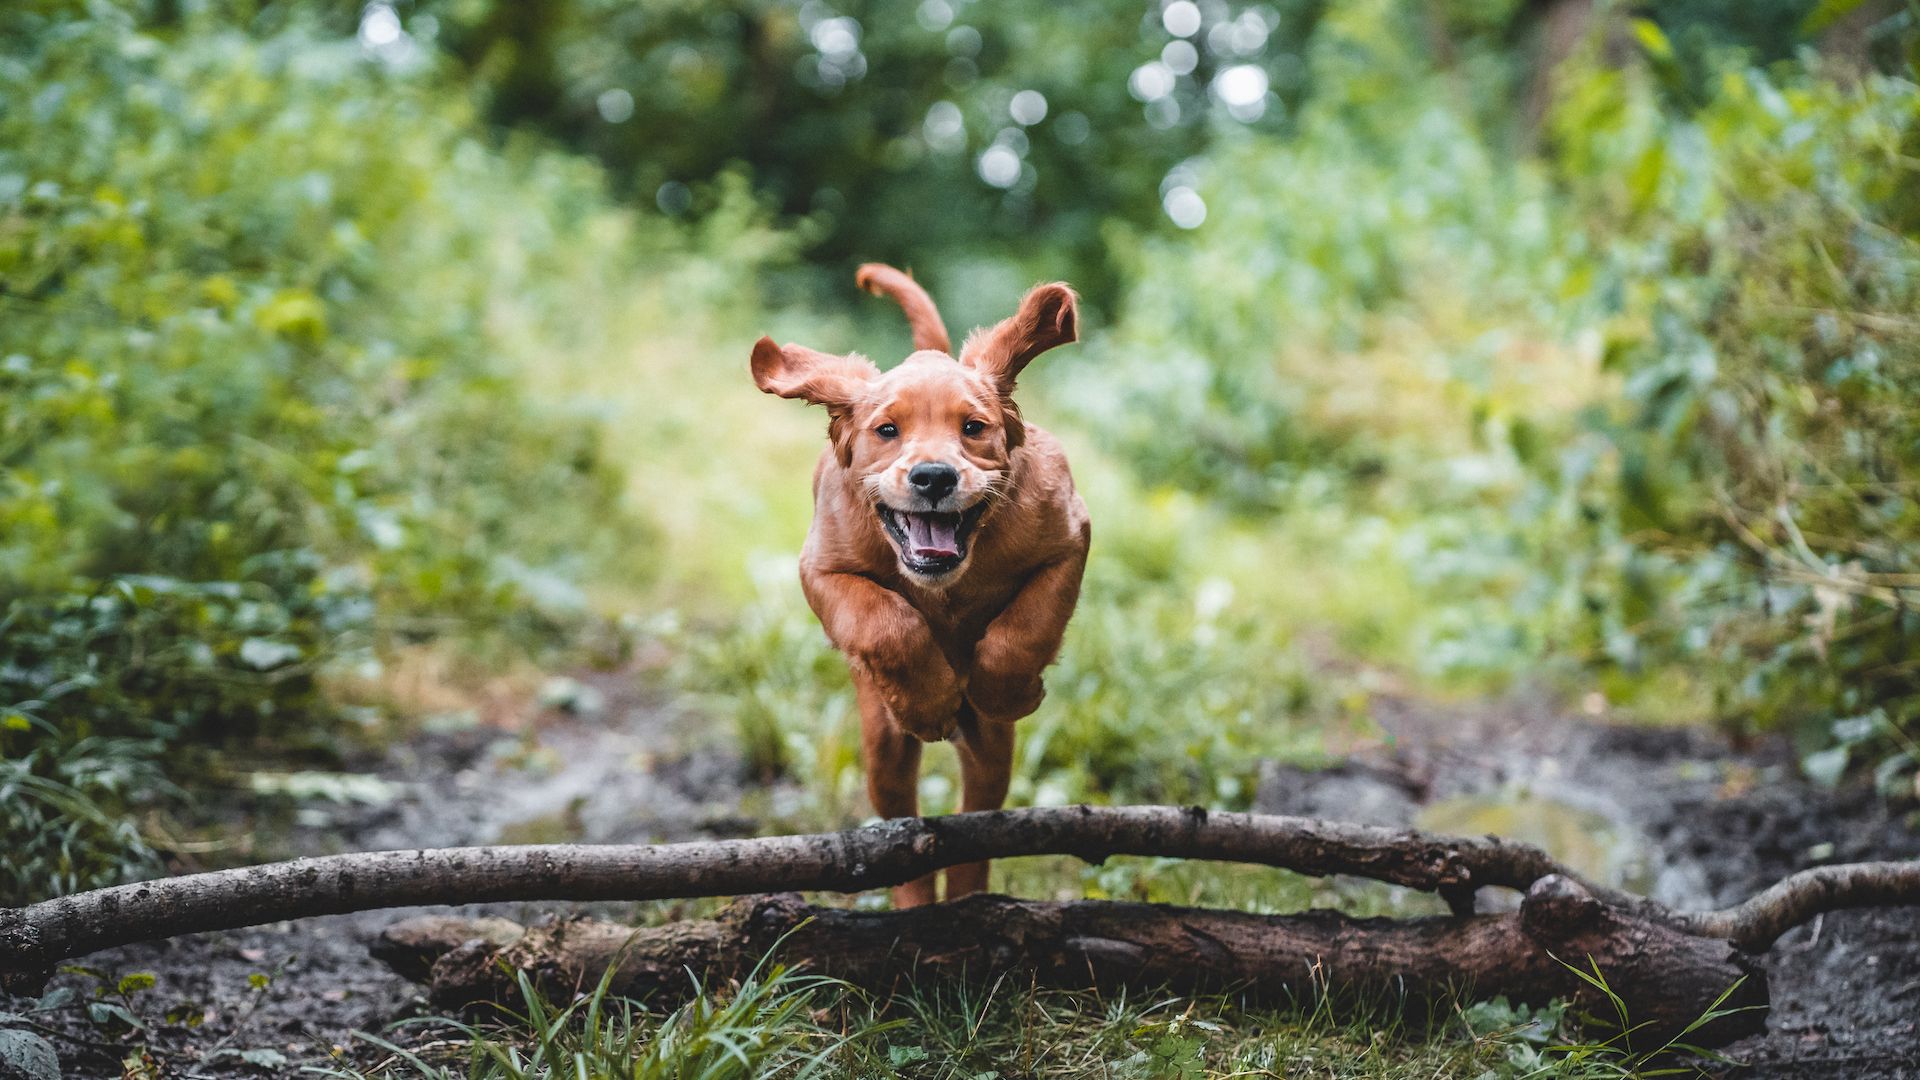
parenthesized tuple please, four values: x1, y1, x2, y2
(9, 670, 773, 1077)
(1257, 693, 1920, 1078)
(8, 679, 1917, 1077)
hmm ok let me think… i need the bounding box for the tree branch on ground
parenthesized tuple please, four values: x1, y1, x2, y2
(3, 805, 1916, 1044)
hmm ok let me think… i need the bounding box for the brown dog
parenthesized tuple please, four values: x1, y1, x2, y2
(751, 264, 1089, 907)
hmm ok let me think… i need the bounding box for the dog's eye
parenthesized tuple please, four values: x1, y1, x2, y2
(962, 419, 986, 437)
(876, 423, 898, 439)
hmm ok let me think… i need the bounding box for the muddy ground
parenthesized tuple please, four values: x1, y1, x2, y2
(1261, 695, 1920, 1078)
(7, 674, 1918, 1078)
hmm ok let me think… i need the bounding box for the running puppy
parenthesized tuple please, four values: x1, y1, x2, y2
(750, 264, 1090, 907)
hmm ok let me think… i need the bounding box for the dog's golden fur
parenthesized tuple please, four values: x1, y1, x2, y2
(751, 265, 1089, 906)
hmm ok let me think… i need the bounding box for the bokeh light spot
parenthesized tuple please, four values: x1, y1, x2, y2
(924, 100, 966, 153)
(1010, 89, 1048, 126)
(1163, 185, 1206, 228)
(947, 25, 982, 58)
(977, 144, 1021, 188)
(1162, 39, 1198, 76)
(1128, 61, 1175, 102)
(1054, 110, 1091, 145)
(358, 3, 401, 47)
(1213, 64, 1269, 114)
(656, 181, 692, 215)
(810, 16, 861, 61)
(916, 0, 954, 32)
(596, 88, 634, 123)
(1232, 10, 1272, 53)
(1162, 1, 1202, 39)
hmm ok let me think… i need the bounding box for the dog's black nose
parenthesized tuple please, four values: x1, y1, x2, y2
(908, 462, 958, 503)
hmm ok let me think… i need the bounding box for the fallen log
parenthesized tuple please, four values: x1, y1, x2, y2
(0, 806, 1607, 981)
(2, 805, 1916, 1044)
(377, 877, 1772, 1047)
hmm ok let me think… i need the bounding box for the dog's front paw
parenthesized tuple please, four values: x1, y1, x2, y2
(878, 678, 964, 742)
(858, 654, 965, 742)
(966, 669, 1045, 723)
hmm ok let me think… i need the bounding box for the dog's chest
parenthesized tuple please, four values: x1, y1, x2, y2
(902, 577, 1021, 645)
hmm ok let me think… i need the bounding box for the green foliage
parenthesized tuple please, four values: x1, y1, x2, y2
(1065, 0, 1920, 786)
(323, 959, 872, 1079)
(328, 957, 1711, 1080)
(1532, 54, 1920, 778)
(408, 0, 1313, 304)
(0, 4, 664, 900)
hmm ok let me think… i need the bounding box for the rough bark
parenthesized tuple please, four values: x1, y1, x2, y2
(2, 805, 1914, 996)
(0, 807, 1603, 982)
(1671, 860, 1920, 951)
(380, 876, 1768, 1048)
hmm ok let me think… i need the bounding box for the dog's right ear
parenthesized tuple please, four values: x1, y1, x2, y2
(750, 337, 878, 410)
(751, 337, 879, 467)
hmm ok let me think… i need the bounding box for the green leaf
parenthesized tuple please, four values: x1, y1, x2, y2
(887, 1045, 930, 1066)
(1802, 746, 1849, 788)
(1801, 0, 1873, 35)
(237, 638, 302, 671)
(1630, 18, 1675, 62)
(0, 1029, 60, 1080)
(253, 288, 328, 344)
(115, 972, 155, 996)
(86, 1000, 141, 1031)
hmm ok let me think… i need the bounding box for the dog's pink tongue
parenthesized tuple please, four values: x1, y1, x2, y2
(906, 513, 959, 558)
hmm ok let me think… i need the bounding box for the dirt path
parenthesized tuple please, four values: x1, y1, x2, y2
(9, 678, 1917, 1077)
(13, 670, 766, 1077)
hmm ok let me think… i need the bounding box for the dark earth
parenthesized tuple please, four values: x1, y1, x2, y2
(5, 672, 1917, 1078)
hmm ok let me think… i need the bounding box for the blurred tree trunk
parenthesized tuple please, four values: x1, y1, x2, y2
(1517, 0, 1601, 149)
(459, 0, 573, 135)
(1816, 0, 1907, 80)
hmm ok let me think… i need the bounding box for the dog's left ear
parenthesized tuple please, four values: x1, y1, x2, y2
(960, 282, 1078, 392)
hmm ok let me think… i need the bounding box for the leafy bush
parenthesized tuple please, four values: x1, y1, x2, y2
(0, 5, 665, 899)
(1064, 3, 1920, 786)
(1533, 40, 1920, 781)
(1051, 1, 1604, 685)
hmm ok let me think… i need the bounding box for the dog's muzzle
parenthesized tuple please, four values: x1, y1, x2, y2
(877, 501, 989, 576)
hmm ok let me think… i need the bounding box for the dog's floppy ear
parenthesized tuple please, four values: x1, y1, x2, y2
(960, 282, 1078, 391)
(751, 337, 879, 467)
(751, 336, 878, 409)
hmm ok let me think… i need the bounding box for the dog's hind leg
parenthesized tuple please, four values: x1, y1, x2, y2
(944, 707, 1016, 900)
(855, 676, 938, 908)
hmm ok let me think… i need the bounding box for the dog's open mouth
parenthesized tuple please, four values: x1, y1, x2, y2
(877, 503, 989, 576)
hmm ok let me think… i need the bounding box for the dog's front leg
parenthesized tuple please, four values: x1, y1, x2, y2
(805, 568, 960, 908)
(944, 709, 1015, 899)
(801, 569, 965, 742)
(944, 551, 1087, 901)
(852, 674, 937, 907)
(965, 550, 1088, 725)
